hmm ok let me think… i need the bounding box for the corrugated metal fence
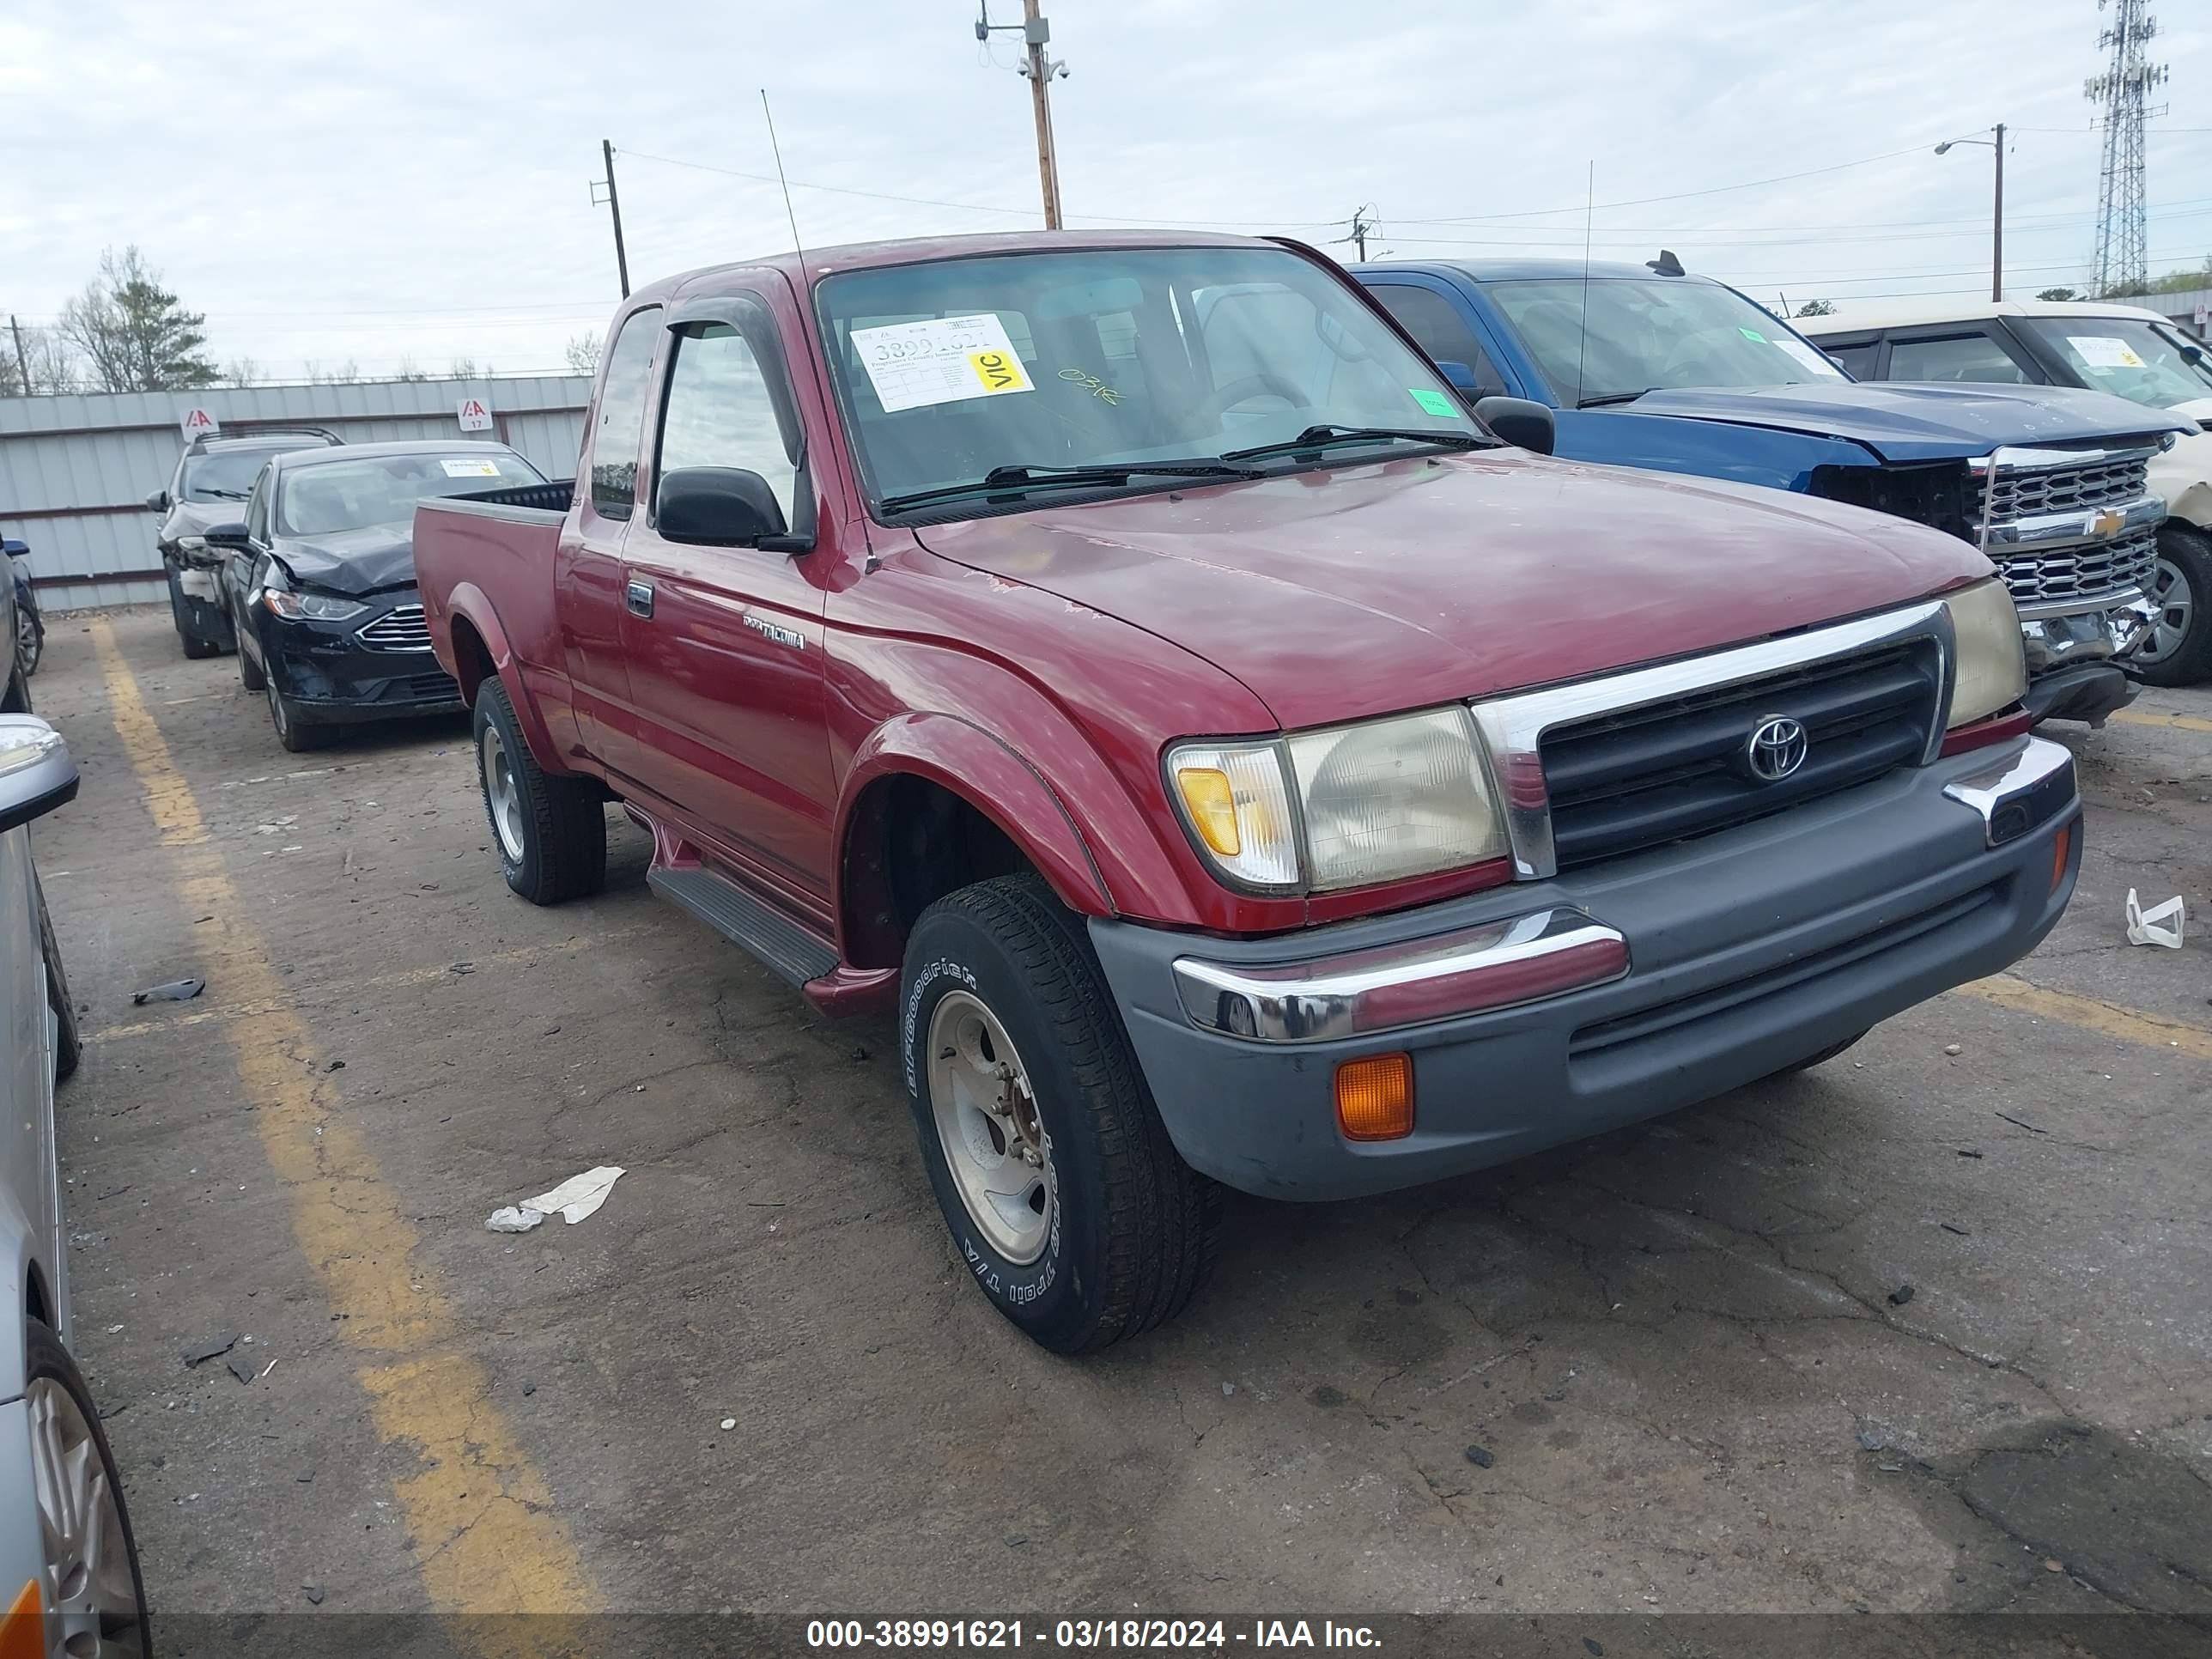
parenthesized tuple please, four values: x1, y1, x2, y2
(0, 377, 591, 610)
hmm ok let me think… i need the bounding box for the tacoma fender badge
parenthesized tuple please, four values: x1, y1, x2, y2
(741, 613, 806, 651)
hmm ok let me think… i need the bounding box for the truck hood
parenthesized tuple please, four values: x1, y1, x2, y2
(913, 453, 1989, 732)
(160, 499, 250, 544)
(271, 522, 417, 596)
(1619, 381, 2192, 461)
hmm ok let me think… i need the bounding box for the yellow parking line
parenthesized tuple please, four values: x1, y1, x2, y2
(2110, 707, 2212, 735)
(89, 620, 597, 1626)
(1953, 972, 2212, 1060)
(85, 923, 656, 1045)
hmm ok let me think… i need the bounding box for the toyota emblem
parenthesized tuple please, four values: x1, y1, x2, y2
(1744, 715, 1809, 783)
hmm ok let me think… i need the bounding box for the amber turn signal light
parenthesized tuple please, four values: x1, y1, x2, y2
(2051, 820, 2072, 894)
(1336, 1053, 1414, 1141)
(0, 1580, 43, 1659)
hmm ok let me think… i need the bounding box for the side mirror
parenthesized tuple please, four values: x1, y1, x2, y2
(0, 716, 78, 834)
(1474, 396, 1557, 457)
(657, 466, 789, 547)
(204, 521, 253, 551)
(0, 540, 27, 560)
(146, 489, 171, 514)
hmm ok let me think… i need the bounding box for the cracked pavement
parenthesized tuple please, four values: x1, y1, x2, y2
(33, 606, 2212, 1622)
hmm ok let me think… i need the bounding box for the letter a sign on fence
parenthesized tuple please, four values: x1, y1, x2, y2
(457, 396, 494, 433)
(179, 407, 219, 441)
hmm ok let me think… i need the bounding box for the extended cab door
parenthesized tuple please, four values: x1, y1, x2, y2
(1361, 276, 1514, 398)
(617, 289, 839, 908)
(556, 304, 660, 777)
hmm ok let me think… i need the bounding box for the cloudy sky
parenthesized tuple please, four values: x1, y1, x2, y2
(3, 0, 2209, 385)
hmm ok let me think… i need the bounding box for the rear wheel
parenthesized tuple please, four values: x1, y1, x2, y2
(23, 1318, 152, 1657)
(900, 875, 1223, 1353)
(16, 603, 42, 678)
(2135, 526, 2212, 687)
(475, 678, 606, 904)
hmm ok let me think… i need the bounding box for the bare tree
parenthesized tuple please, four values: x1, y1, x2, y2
(310, 358, 362, 385)
(221, 356, 264, 387)
(393, 356, 428, 382)
(55, 246, 219, 392)
(448, 356, 478, 381)
(563, 331, 603, 375)
(1, 323, 82, 396)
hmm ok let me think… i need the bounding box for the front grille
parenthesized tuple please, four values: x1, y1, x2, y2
(358, 604, 432, 652)
(1975, 454, 2149, 523)
(1996, 524, 2158, 607)
(1540, 643, 1941, 869)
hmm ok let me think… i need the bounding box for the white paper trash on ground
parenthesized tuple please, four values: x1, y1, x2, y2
(483, 1165, 627, 1232)
(2125, 888, 2185, 949)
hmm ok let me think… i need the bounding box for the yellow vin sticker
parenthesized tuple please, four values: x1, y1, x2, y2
(969, 349, 1030, 393)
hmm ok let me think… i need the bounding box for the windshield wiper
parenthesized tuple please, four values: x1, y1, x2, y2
(197, 488, 252, 500)
(878, 459, 1261, 514)
(1221, 424, 1490, 464)
(1575, 390, 1656, 409)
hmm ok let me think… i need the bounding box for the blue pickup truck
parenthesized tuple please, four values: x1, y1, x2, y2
(1352, 257, 2195, 725)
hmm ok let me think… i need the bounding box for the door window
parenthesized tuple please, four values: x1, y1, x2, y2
(590, 308, 661, 518)
(1886, 332, 2030, 385)
(1366, 285, 1506, 394)
(653, 322, 800, 526)
(1817, 339, 1879, 380)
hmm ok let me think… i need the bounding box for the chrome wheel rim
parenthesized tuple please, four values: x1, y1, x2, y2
(16, 611, 37, 668)
(926, 990, 1055, 1264)
(27, 1375, 144, 1657)
(265, 680, 289, 739)
(2140, 556, 2194, 665)
(480, 724, 526, 863)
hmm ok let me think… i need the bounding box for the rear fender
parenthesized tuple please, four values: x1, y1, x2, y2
(439, 585, 566, 774)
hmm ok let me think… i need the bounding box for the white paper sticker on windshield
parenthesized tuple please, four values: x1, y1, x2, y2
(1774, 337, 1844, 378)
(849, 314, 1034, 412)
(441, 458, 501, 477)
(2069, 335, 2147, 370)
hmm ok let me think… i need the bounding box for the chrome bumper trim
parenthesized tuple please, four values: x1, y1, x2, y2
(2017, 592, 2155, 672)
(1982, 491, 2164, 553)
(1941, 735, 2076, 848)
(1173, 907, 1629, 1045)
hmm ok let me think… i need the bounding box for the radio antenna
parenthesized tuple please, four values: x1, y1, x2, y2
(1572, 160, 1594, 410)
(760, 88, 808, 265)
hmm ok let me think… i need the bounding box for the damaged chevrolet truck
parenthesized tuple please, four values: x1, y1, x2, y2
(416, 230, 2082, 1352)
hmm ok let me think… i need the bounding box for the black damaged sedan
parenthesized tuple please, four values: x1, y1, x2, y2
(207, 441, 549, 751)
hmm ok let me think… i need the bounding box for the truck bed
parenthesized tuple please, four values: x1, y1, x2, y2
(414, 483, 576, 711)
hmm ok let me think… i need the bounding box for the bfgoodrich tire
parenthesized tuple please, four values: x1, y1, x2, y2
(899, 875, 1223, 1353)
(474, 678, 606, 904)
(2136, 525, 2212, 688)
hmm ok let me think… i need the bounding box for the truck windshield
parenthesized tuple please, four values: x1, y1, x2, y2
(276, 452, 544, 537)
(816, 246, 1475, 511)
(181, 448, 286, 501)
(1486, 277, 1845, 406)
(2014, 316, 2212, 410)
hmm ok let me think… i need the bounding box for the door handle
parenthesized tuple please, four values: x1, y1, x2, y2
(624, 579, 654, 618)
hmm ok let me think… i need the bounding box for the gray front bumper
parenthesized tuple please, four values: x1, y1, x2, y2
(1090, 740, 2079, 1201)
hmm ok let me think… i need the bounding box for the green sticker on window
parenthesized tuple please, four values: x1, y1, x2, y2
(1409, 387, 1462, 418)
(1738, 326, 1767, 343)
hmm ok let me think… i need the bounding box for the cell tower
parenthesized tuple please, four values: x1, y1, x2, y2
(2084, 0, 2167, 295)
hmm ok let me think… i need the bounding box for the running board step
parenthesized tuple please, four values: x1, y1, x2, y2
(647, 866, 839, 990)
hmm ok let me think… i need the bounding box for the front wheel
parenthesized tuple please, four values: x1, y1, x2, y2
(16, 604, 42, 678)
(475, 678, 606, 904)
(23, 1319, 153, 1657)
(266, 679, 327, 752)
(900, 876, 1222, 1353)
(2135, 526, 2212, 687)
(235, 617, 265, 692)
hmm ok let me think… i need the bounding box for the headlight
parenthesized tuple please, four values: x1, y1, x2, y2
(1943, 577, 2027, 729)
(264, 588, 368, 623)
(1168, 708, 1505, 893)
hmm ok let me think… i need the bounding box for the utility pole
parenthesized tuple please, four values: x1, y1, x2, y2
(593, 139, 632, 300)
(978, 3, 1067, 228)
(1991, 121, 2005, 302)
(1350, 206, 1376, 262)
(8, 316, 27, 395)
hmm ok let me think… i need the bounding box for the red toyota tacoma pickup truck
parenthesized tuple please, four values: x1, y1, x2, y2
(416, 229, 2080, 1353)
